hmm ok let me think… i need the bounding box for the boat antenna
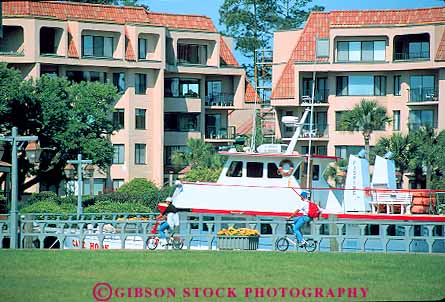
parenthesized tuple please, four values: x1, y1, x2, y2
(306, 36, 318, 197)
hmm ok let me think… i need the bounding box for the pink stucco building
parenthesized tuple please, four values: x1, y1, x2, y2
(0, 1, 257, 192)
(271, 7, 445, 186)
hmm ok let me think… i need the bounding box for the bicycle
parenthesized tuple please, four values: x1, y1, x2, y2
(147, 232, 184, 250)
(275, 236, 317, 252)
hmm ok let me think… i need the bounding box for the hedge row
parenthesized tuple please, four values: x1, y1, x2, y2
(20, 178, 175, 214)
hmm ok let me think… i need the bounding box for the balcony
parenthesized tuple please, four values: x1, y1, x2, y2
(205, 94, 234, 107)
(300, 89, 329, 104)
(205, 126, 236, 140)
(409, 88, 438, 103)
(393, 34, 430, 62)
(394, 51, 429, 61)
(0, 26, 24, 56)
(282, 124, 329, 140)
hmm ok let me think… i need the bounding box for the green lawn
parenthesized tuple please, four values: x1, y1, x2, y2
(0, 250, 443, 301)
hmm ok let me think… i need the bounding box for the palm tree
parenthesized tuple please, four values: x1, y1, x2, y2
(339, 99, 391, 159)
(372, 133, 411, 187)
(408, 126, 445, 189)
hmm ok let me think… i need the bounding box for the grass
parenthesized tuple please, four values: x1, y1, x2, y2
(0, 250, 444, 301)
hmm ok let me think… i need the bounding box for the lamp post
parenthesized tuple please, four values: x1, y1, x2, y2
(0, 127, 40, 249)
(64, 154, 92, 217)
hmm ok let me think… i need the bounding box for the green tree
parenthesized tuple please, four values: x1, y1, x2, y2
(172, 138, 224, 169)
(0, 64, 118, 194)
(219, 0, 323, 76)
(372, 133, 411, 187)
(407, 126, 445, 189)
(339, 99, 391, 160)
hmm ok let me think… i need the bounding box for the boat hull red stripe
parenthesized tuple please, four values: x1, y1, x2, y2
(190, 208, 445, 222)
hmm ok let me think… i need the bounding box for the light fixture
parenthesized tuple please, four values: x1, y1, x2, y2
(84, 164, 95, 178)
(25, 141, 42, 164)
(64, 163, 75, 179)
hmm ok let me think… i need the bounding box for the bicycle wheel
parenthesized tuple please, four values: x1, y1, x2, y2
(147, 236, 158, 250)
(304, 239, 317, 253)
(172, 237, 184, 250)
(275, 237, 290, 252)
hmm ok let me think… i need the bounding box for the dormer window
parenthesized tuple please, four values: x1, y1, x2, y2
(82, 35, 113, 58)
(178, 43, 207, 65)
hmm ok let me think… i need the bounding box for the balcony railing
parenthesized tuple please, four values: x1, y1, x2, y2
(300, 89, 329, 104)
(205, 126, 236, 140)
(409, 88, 438, 103)
(408, 121, 438, 131)
(283, 123, 329, 139)
(205, 94, 234, 107)
(394, 52, 429, 61)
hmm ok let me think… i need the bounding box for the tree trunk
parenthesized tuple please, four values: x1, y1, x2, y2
(363, 132, 371, 160)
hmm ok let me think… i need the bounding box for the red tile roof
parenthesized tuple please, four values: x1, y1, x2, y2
(124, 27, 136, 61)
(220, 38, 239, 67)
(271, 7, 445, 100)
(3, 0, 150, 24)
(436, 30, 445, 61)
(245, 80, 261, 103)
(148, 12, 217, 32)
(67, 25, 79, 58)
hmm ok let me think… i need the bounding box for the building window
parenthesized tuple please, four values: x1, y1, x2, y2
(302, 78, 328, 101)
(409, 75, 436, 102)
(164, 78, 200, 98)
(393, 110, 400, 131)
(138, 38, 147, 60)
(113, 144, 124, 164)
(178, 43, 207, 65)
(335, 111, 346, 130)
(336, 40, 385, 62)
(66, 71, 84, 83)
(135, 108, 146, 129)
(135, 73, 147, 94)
(335, 146, 363, 159)
(336, 76, 348, 96)
(316, 39, 329, 58)
(113, 72, 125, 93)
(374, 76, 387, 96)
(164, 113, 200, 132)
(336, 75, 387, 96)
(135, 144, 146, 165)
(82, 35, 113, 58)
(409, 110, 435, 130)
(112, 179, 125, 190)
(394, 75, 401, 96)
(301, 146, 327, 156)
(113, 109, 124, 129)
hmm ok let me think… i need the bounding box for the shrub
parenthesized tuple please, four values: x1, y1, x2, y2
(0, 195, 7, 214)
(21, 200, 66, 214)
(117, 178, 161, 210)
(217, 227, 260, 237)
(84, 201, 150, 214)
(26, 191, 59, 205)
(183, 167, 221, 182)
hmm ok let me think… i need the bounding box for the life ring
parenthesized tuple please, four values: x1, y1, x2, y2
(277, 159, 294, 177)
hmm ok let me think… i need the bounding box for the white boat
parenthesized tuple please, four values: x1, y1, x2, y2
(173, 108, 345, 216)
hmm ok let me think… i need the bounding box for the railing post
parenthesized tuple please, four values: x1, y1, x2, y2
(329, 215, 339, 252)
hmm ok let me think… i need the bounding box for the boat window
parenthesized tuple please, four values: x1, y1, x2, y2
(247, 162, 263, 178)
(267, 163, 282, 179)
(226, 161, 243, 177)
(294, 164, 301, 179)
(312, 165, 320, 181)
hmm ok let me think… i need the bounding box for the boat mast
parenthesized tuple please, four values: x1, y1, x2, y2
(306, 39, 318, 196)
